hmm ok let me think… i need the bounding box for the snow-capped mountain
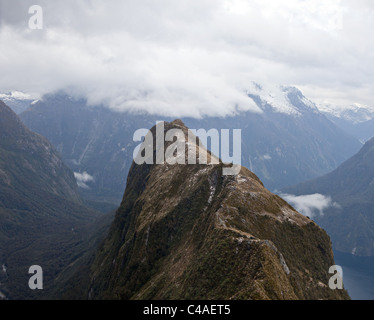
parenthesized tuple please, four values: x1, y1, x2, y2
(318, 102, 374, 124)
(0, 91, 38, 114)
(246, 82, 319, 116)
(317, 103, 374, 143)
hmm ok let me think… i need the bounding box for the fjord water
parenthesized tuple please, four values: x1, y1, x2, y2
(334, 251, 374, 300)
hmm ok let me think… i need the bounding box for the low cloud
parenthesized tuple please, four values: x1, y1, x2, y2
(74, 171, 94, 189)
(280, 193, 339, 219)
(1, 0, 374, 117)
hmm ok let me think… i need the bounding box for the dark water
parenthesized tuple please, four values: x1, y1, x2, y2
(334, 251, 374, 300)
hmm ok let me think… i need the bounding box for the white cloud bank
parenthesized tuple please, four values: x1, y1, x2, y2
(74, 171, 94, 189)
(280, 193, 339, 219)
(1, 0, 374, 117)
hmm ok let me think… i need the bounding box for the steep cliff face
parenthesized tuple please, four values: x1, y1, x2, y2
(0, 100, 80, 202)
(0, 101, 99, 299)
(87, 120, 349, 300)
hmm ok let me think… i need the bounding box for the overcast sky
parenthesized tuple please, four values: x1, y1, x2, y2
(0, 0, 373, 117)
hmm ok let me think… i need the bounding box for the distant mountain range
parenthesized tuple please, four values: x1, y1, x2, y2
(19, 85, 361, 206)
(0, 100, 103, 299)
(62, 120, 349, 300)
(317, 103, 374, 143)
(284, 138, 374, 256)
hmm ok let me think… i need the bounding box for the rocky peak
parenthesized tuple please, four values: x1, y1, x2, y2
(85, 120, 349, 300)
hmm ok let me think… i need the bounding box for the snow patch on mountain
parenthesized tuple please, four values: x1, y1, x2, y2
(0, 91, 38, 101)
(317, 102, 374, 124)
(0, 91, 39, 114)
(246, 82, 318, 116)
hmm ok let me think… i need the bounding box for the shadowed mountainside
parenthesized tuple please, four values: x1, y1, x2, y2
(0, 100, 101, 299)
(284, 138, 374, 256)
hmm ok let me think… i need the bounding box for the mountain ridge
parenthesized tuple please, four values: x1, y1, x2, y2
(69, 120, 349, 300)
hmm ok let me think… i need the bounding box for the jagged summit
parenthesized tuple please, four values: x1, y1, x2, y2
(81, 120, 349, 300)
